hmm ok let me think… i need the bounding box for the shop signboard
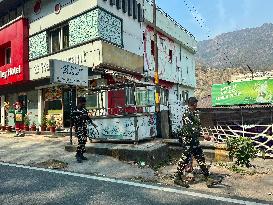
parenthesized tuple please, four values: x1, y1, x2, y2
(212, 79, 273, 106)
(49, 59, 88, 86)
(0, 18, 29, 86)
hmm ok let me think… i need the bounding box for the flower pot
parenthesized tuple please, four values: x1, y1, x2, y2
(24, 125, 29, 131)
(49, 126, 56, 134)
(40, 125, 47, 131)
(6, 125, 12, 132)
(30, 125, 36, 131)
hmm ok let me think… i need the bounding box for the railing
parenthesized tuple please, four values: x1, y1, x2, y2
(201, 124, 273, 158)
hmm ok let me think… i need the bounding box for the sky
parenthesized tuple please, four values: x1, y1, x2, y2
(156, 0, 273, 41)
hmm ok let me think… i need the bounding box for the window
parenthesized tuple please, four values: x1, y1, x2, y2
(0, 6, 23, 27)
(0, 42, 11, 66)
(133, 0, 137, 19)
(116, 0, 121, 9)
(128, 0, 132, 16)
(151, 40, 155, 56)
(137, 3, 143, 22)
(49, 24, 69, 53)
(86, 94, 98, 109)
(160, 88, 168, 105)
(110, 0, 115, 5)
(126, 87, 135, 105)
(45, 100, 62, 114)
(5, 47, 11, 64)
(179, 44, 182, 61)
(135, 89, 154, 106)
(122, 0, 127, 13)
(169, 49, 173, 63)
(182, 90, 189, 104)
(62, 25, 69, 49)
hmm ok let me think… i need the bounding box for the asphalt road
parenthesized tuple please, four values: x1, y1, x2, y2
(0, 163, 269, 205)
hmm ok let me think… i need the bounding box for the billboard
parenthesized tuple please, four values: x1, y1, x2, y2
(212, 79, 273, 106)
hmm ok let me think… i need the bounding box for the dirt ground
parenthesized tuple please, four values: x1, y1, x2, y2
(0, 133, 272, 203)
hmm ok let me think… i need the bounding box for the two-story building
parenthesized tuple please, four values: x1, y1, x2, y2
(0, 0, 196, 137)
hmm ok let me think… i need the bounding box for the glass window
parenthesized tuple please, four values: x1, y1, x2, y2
(63, 25, 69, 49)
(160, 88, 168, 105)
(126, 87, 135, 105)
(86, 94, 98, 109)
(45, 100, 62, 114)
(50, 29, 60, 53)
(9, 10, 17, 21)
(147, 90, 155, 105)
(0, 16, 4, 27)
(49, 24, 69, 53)
(122, 0, 127, 13)
(5, 47, 11, 64)
(151, 40, 154, 56)
(169, 49, 173, 63)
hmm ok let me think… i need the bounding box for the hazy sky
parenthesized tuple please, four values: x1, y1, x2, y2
(156, 0, 273, 41)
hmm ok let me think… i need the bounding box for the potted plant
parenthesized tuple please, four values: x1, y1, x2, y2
(30, 122, 36, 131)
(47, 116, 56, 134)
(24, 115, 30, 131)
(40, 114, 47, 131)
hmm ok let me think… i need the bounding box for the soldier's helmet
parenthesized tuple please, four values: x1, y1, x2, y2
(187, 97, 198, 105)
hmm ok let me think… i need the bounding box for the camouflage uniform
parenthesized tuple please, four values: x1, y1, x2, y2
(176, 108, 209, 178)
(72, 107, 93, 157)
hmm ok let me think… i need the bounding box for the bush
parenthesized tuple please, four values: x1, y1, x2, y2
(226, 136, 258, 167)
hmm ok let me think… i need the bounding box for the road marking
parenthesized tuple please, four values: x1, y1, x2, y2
(0, 162, 269, 205)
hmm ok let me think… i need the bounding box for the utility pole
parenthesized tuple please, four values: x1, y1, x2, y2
(247, 65, 254, 80)
(153, 0, 161, 138)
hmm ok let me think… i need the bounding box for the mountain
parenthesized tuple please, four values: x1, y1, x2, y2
(196, 23, 273, 70)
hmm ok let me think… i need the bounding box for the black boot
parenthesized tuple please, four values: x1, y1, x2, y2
(75, 153, 82, 163)
(205, 176, 222, 188)
(81, 154, 88, 160)
(174, 174, 190, 188)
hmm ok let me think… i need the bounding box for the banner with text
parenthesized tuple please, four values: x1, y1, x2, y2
(212, 79, 273, 106)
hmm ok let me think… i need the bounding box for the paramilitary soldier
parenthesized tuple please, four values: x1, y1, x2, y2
(174, 97, 221, 188)
(72, 97, 97, 163)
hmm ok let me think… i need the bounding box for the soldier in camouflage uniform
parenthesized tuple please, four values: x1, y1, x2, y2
(72, 97, 97, 163)
(174, 97, 220, 188)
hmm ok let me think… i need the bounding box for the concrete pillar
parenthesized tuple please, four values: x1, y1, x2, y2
(37, 90, 43, 125)
(1, 95, 5, 125)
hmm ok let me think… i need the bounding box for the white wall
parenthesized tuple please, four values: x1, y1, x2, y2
(143, 0, 197, 52)
(168, 84, 194, 133)
(143, 24, 196, 88)
(25, 0, 98, 35)
(98, 0, 144, 56)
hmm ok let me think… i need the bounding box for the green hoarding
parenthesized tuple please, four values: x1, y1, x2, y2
(212, 79, 273, 106)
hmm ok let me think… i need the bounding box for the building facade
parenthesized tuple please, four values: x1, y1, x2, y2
(0, 0, 196, 135)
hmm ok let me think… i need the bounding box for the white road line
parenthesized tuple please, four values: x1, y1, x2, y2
(0, 162, 269, 205)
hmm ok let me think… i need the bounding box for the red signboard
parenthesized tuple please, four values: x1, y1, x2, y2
(0, 18, 29, 86)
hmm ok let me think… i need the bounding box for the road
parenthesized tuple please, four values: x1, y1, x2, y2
(0, 163, 269, 205)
